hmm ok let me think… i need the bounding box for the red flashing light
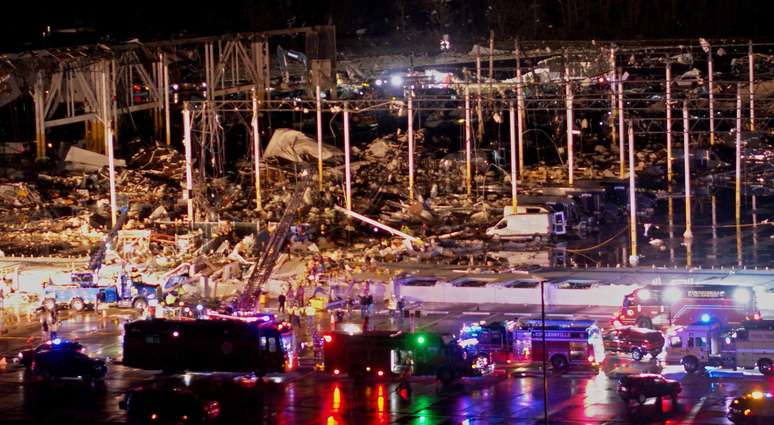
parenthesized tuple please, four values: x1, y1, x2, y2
(377, 370, 384, 377)
(323, 335, 333, 343)
(333, 369, 340, 375)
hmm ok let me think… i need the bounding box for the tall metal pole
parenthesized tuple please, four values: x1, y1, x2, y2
(682, 101, 692, 240)
(617, 71, 625, 179)
(343, 103, 352, 210)
(564, 51, 574, 186)
(101, 65, 118, 226)
(488, 30, 494, 111)
(736, 83, 742, 222)
(105, 122, 118, 228)
(316, 85, 324, 191)
(33, 73, 46, 159)
(749, 41, 755, 131)
(252, 94, 262, 211)
(628, 122, 637, 265)
(666, 62, 673, 184)
(183, 102, 194, 224)
(609, 46, 617, 167)
(162, 53, 171, 146)
(707, 45, 715, 145)
(408, 91, 415, 201)
(509, 102, 518, 211)
(515, 39, 525, 178)
(464, 85, 472, 197)
(476, 45, 483, 143)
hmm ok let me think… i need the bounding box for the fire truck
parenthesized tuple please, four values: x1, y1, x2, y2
(457, 319, 605, 371)
(123, 316, 297, 375)
(615, 284, 759, 329)
(666, 319, 774, 375)
(321, 329, 485, 384)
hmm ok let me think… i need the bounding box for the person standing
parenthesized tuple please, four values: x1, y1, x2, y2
(359, 294, 367, 319)
(366, 293, 375, 318)
(38, 307, 50, 339)
(304, 303, 316, 331)
(278, 293, 286, 313)
(296, 285, 305, 307)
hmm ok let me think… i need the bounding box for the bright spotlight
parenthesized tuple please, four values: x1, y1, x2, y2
(389, 74, 403, 88)
(637, 289, 651, 301)
(664, 287, 682, 303)
(733, 288, 751, 304)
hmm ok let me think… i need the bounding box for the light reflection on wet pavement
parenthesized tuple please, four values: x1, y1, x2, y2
(0, 313, 770, 423)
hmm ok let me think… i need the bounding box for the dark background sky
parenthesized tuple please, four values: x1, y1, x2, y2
(1, 0, 771, 52)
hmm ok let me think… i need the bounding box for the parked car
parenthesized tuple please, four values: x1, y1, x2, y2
(18, 338, 85, 369)
(603, 326, 665, 361)
(728, 391, 774, 424)
(28, 349, 107, 387)
(617, 374, 681, 405)
(120, 385, 220, 425)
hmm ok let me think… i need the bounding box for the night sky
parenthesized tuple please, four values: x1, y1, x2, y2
(1, 0, 771, 52)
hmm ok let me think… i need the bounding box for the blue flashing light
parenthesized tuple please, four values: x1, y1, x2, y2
(261, 315, 271, 322)
(196, 304, 204, 311)
(52, 338, 62, 345)
(701, 313, 711, 323)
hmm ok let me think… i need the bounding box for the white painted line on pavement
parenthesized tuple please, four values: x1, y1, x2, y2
(462, 311, 490, 315)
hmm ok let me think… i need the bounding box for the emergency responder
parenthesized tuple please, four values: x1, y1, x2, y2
(304, 302, 316, 330)
(397, 352, 414, 396)
(165, 291, 178, 318)
(387, 295, 397, 321)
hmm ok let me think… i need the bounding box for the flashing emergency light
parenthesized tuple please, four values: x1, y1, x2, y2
(323, 335, 333, 343)
(196, 304, 204, 312)
(52, 338, 62, 345)
(664, 286, 682, 303)
(333, 369, 340, 375)
(637, 289, 651, 301)
(701, 313, 711, 323)
(377, 370, 384, 377)
(172, 331, 180, 337)
(389, 74, 403, 88)
(751, 391, 764, 400)
(733, 288, 752, 304)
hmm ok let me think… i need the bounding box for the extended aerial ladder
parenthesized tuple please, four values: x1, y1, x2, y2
(239, 170, 312, 310)
(88, 205, 130, 273)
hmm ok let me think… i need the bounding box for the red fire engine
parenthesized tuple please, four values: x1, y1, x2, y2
(615, 284, 759, 329)
(458, 319, 604, 371)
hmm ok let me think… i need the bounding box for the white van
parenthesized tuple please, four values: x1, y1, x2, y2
(486, 206, 566, 241)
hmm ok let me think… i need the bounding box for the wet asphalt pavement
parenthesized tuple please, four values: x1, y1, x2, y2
(0, 310, 772, 424)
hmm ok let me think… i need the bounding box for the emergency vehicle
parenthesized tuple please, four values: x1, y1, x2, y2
(458, 319, 605, 371)
(123, 317, 296, 375)
(321, 329, 484, 384)
(666, 319, 774, 375)
(615, 284, 759, 329)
